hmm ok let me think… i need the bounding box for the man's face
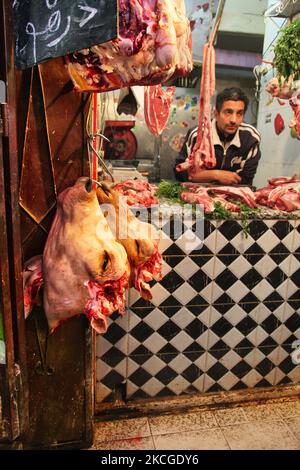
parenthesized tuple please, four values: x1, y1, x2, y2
(214, 100, 246, 136)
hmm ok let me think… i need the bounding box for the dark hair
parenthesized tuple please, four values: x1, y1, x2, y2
(216, 88, 249, 113)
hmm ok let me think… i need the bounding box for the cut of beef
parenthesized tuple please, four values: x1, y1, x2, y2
(209, 186, 257, 208)
(176, 42, 216, 175)
(256, 180, 300, 212)
(180, 188, 215, 213)
(113, 179, 158, 207)
(144, 84, 175, 136)
(268, 176, 300, 186)
(42, 179, 130, 333)
(66, 0, 192, 92)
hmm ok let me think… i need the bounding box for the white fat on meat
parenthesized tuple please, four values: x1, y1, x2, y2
(65, 0, 193, 92)
(255, 179, 300, 212)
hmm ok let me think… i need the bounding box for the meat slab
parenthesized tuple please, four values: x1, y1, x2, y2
(255, 178, 300, 212)
(179, 183, 257, 213)
(23, 255, 43, 319)
(66, 0, 193, 92)
(266, 78, 300, 138)
(113, 179, 158, 207)
(144, 84, 175, 136)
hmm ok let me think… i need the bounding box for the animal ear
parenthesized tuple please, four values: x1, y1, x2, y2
(90, 315, 108, 334)
(96, 185, 113, 203)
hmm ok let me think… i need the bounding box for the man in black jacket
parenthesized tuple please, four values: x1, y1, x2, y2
(175, 88, 261, 186)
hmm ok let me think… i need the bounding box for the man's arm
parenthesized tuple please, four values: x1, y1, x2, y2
(189, 170, 242, 185)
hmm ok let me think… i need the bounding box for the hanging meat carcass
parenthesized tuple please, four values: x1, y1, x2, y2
(96, 182, 163, 300)
(266, 77, 300, 138)
(66, 0, 193, 92)
(176, 42, 216, 176)
(23, 255, 43, 319)
(113, 179, 158, 207)
(289, 93, 300, 138)
(144, 84, 175, 135)
(30, 179, 131, 334)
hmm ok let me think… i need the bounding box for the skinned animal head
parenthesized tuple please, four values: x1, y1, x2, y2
(43, 178, 130, 333)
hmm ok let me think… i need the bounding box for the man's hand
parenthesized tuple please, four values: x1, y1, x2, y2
(213, 170, 242, 185)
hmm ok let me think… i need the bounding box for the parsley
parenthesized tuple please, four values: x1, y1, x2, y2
(229, 201, 259, 238)
(274, 18, 300, 81)
(208, 201, 231, 219)
(156, 180, 184, 205)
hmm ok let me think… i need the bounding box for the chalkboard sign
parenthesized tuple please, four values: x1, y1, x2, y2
(13, 0, 118, 70)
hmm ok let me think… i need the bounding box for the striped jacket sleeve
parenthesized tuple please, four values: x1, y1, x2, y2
(238, 142, 261, 185)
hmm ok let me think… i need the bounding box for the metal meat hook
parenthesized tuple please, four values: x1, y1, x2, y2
(34, 314, 54, 376)
(87, 139, 114, 182)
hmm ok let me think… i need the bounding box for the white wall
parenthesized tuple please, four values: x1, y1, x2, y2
(254, 0, 300, 188)
(219, 0, 268, 35)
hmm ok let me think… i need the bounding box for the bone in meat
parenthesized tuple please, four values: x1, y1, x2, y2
(66, 0, 193, 92)
(176, 42, 216, 175)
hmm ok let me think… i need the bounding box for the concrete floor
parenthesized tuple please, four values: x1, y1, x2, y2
(90, 398, 300, 450)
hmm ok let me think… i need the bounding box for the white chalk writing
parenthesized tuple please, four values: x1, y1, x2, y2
(24, 1, 81, 62)
(78, 5, 98, 28)
(47, 16, 71, 47)
(15, 0, 116, 68)
(46, 0, 58, 8)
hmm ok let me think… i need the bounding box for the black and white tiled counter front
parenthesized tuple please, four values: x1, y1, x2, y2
(96, 215, 300, 403)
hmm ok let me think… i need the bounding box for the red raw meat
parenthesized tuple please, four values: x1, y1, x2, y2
(213, 196, 241, 212)
(113, 179, 158, 207)
(180, 184, 253, 213)
(255, 179, 300, 212)
(268, 176, 300, 186)
(23, 255, 44, 319)
(66, 0, 193, 92)
(84, 273, 129, 333)
(274, 113, 285, 135)
(180, 188, 215, 213)
(210, 186, 257, 208)
(176, 42, 216, 175)
(134, 247, 163, 300)
(144, 85, 175, 136)
(42, 179, 130, 333)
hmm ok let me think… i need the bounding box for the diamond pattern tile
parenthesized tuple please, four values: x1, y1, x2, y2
(96, 219, 300, 402)
(173, 257, 200, 280)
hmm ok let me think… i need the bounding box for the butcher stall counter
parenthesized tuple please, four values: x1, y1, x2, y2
(96, 202, 300, 404)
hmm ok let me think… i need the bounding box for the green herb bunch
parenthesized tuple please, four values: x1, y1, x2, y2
(273, 18, 300, 81)
(229, 201, 259, 238)
(156, 180, 184, 205)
